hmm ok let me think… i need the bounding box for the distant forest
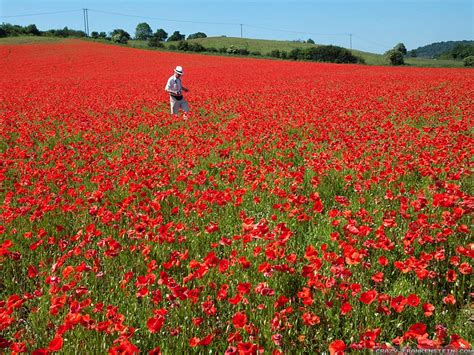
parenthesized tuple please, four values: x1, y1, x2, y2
(410, 40, 474, 58)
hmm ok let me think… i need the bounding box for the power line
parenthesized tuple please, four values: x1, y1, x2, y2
(352, 34, 391, 51)
(1, 7, 368, 50)
(87, 8, 240, 27)
(88, 9, 350, 38)
(0, 9, 82, 18)
(243, 24, 349, 37)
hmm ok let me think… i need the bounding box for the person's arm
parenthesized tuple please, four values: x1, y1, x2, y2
(165, 78, 180, 95)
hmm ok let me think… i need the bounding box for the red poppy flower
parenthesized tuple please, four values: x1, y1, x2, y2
(302, 312, 320, 325)
(443, 294, 456, 305)
(48, 335, 63, 352)
(422, 303, 435, 317)
(406, 294, 420, 307)
(232, 312, 247, 328)
(359, 290, 377, 305)
(341, 302, 352, 315)
(329, 340, 346, 355)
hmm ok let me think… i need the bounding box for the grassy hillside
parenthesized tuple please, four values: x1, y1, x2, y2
(130, 36, 315, 54)
(130, 36, 465, 67)
(0, 36, 64, 45)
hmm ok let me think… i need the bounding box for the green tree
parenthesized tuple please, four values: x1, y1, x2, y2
(25, 24, 41, 36)
(394, 43, 407, 55)
(450, 44, 474, 59)
(0, 23, 25, 36)
(307, 38, 315, 44)
(90, 31, 99, 39)
(167, 31, 185, 42)
(135, 22, 152, 40)
(154, 28, 168, 42)
(385, 49, 405, 65)
(110, 29, 130, 44)
(187, 32, 207, 40)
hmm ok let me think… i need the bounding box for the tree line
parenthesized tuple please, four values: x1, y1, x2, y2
(0, 22, 363, 64)
(0, 23, 85, 38)
(384, 42, 474, 66)
(5, 21, 470, 66)
(409, 40, 474, 58)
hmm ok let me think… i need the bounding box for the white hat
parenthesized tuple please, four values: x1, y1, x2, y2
(174, 66, 183, 75)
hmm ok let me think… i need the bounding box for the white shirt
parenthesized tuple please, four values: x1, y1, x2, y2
(165, 74, 182, 95)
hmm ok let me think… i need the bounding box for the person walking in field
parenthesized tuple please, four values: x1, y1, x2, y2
(165, 65, 189, 120)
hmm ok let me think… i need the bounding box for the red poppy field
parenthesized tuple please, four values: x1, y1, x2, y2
(1, 40, 473, 354)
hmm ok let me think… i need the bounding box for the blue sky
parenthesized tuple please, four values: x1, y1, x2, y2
(1, 0, 473, 53)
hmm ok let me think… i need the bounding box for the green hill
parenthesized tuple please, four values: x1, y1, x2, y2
(410, 40, 474, 58)
(129, 36, 465, 67)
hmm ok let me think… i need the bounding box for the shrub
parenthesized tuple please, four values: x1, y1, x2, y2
(0, 23, 26, 36)
(250, 51, 261, 56)
(177, 40, 189, 51)
(189, 42, 205, 52)
(43, 27, 86, 38)
(148, 36, 164, 48)
(187, 32, 207, 40)
(227, 45, 239, 55)
(110, 29, 130, 44)
(218, 47, 227, 53)
(269, 49, 281, 58)
(289, 48, 303, 60)
(303, 45, 359, 63)
(464, 55, 474, 67)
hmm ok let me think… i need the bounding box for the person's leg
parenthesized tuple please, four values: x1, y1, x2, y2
(170, 97, 179, 118)
(181, 100, 189, 120)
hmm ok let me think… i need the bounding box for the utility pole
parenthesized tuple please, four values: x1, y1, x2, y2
(85, 8, 89, 36)
(240, 24, 243, 38)
(83, 8, 89, 36)
(349, 33, 352, 50)
(83, 9, 87, 35)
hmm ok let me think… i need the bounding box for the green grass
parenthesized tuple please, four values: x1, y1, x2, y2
(0, 35, 65, 45)
(130, 36, 466, 67)
(129, 36, 316, 54)
(404, 56, 466, 68)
